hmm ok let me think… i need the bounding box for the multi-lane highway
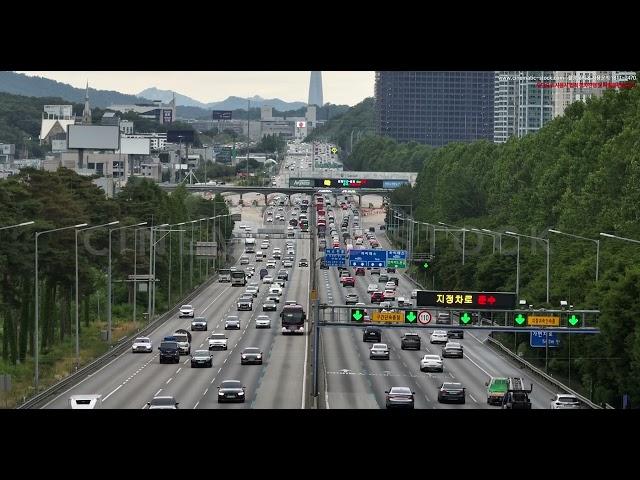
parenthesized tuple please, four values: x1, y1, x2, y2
(44, 196, 311, 409)
(318, 198, 559, 409)
(42, 141, 564, 409)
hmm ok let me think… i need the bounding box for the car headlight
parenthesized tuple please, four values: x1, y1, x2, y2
(238, 391, 245, 395)
(242, 355, 247, 359)
(256, 355, 262, 359)
(218, 391, 224, 396)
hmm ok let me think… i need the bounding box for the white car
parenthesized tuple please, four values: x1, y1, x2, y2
(430, 330, 449, 344)
(287, 248, 295, 255)
(269, 285, 283, 296)
(179, 305, 194, 318)
(208, 333, 228, 350)
(383, 289, 395, 300)
(266, 217, 273, 223)
(256, 315, 272, 328)
(397, 297, 411, 307)
(367, 284, 378, 293)
(550, 394, 581, 409)
(245, 285, 259, 297)
(420, 354, 444, 372)
(132, 337, 153, 353)
(385, 281, 397, 291)
(283, 260, 293, 268)
(370, 343, 390, 360)
(261, 242, 269, 249)
(262, 275, 274, 284)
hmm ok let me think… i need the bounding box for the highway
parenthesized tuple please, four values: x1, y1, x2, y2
(44, 195, 311, 409)
(318, 197, 560, 409)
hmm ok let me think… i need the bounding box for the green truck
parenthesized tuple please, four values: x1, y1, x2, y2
(486, 377, 509, 405)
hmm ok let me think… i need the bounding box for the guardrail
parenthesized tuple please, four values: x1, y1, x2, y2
(18, 241, 243, 410)
(486, 336, 604, 409)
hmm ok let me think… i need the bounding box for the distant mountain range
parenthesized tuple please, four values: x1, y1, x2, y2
(0, 72, 309, 120)
(138, 87, 307, 111)
(0, 72, 152, 109)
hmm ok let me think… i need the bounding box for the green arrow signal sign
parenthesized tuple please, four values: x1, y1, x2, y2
(406, 311, 417, 323)
(422, 262, 429, 269)
(568, 314, 581, 327)
(515, 313, 527, 326)
(460, 312, 471, 325)
(351, 309, 363, 322)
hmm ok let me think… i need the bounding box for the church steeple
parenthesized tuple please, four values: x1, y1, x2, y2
(82, 81, 92, 124)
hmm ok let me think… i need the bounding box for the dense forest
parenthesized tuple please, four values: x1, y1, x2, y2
(0, 170, 233, 403)
(387, 82, 640, 407)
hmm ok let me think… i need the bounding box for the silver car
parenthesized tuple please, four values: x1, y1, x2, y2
(370, 343, 390, 360)
(225, 316, 241, 330)
(256, 315, 271, 328)
(550, 394, 581, 409)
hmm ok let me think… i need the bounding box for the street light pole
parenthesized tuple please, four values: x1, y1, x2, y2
(506, 231, 548, 303)
(75, 221, 119, 366)
(35, 222, 87, 392)
(108, 222, 147, 342)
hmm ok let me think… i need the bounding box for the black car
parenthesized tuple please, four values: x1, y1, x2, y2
(385, 387, 415, 409)
(388, 276, 399, 286)
(386, 267, 396, 274)
(448, 329, 464, 339)
(438, 382, 466, 404)
(298, 258, 309, 267)
(158, 341, 180, 364)
(401, 333, 421, 350)
(363, 327, 381, 343)
(237, 295, 253, 311)
(277, 270, 289, 281)
(217, 380, 246, 403)
(190, 349, 213, 368)
(240, 347, 263, 365)
(190, 316, 208, 331)
(442, 342, 464, 358)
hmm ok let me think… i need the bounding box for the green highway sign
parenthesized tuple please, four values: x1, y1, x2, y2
(460, 312, 472, 325)
(405, 311, 417, 324)
(387, 259, 407, 269)
(351, 309, 364, 322)
(422, 262, 430, 269)
(567, 313, 582, 327)
(514, 313, 527, 326)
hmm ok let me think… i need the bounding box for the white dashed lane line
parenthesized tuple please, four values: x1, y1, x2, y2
(194, 401, 200, 409)
(166, 377, 173, 384)
(155, 389, 163, 396)
(176, 368, 182, 374)
(469, 394, 478, 403)
(102, 385, 122, 402)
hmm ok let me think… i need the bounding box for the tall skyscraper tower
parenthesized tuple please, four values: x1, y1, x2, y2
(308, 71, 323, 107)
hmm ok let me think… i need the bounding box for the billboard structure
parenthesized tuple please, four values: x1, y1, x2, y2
(212, 110, 233, 120)
(166, 130, 195, 143)
(67, 125, 120, 150)
(118, 137, 151, 155)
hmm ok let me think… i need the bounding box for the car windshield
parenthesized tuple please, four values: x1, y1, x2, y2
(151, 397, 175, 405)
(424, 355, 440, 360)
(559, 396, 578, 403)
(244, 348, 260, 353)
(194, 350, 209, 356)
(446, 343, 461, 348)
(194, 317, 206, 322)
(391, 387, 411, 394)
(444, 383, 462, 389)
(221, 381, 242, 389)
(181, 305, 192, 309)
(135, 338, 150, 343)
(210, 334, 225, 339)
(160, 342, 177, 349)
(226, 316, 239, 322)
(373, 344, 386, 348)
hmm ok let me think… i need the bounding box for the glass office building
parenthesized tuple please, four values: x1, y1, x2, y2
(374, 71, 494, 147)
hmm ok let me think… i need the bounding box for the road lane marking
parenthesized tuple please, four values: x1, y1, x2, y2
(155, 389, 163, 396)
(176, 368, 182, 373)
(102, 384, 123, 402)
(463, 352, 493, 378)
(183, 359, 189, 365)
(469, 394, 478, 403)
(194, 401, 200, 409)
(204, 388, 209, 395)
(166, 377, 173, 384)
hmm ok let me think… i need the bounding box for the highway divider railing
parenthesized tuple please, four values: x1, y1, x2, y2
(486, 336, 605, 409)
(17, 263, 239, 409)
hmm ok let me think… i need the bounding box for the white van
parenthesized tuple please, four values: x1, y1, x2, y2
(69, 394, 103, 409)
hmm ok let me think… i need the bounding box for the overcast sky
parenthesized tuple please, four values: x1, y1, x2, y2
(18, 71, 375, 106)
